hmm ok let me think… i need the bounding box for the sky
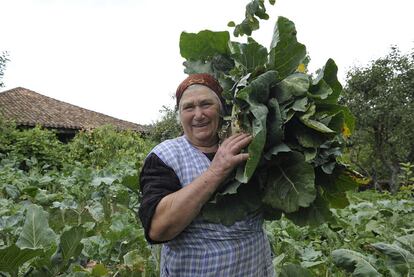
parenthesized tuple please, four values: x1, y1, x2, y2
(1, 0, 413, 126)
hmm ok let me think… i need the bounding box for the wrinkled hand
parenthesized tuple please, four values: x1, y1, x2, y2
(209, 133, 252, 179)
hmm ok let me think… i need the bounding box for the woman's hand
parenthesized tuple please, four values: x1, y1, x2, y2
(208, 133, 252, 179)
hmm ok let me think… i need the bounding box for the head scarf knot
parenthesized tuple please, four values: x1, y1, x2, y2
(175, 73, 223, 107)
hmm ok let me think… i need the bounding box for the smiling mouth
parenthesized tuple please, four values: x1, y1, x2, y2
(193, 122, 209, 128)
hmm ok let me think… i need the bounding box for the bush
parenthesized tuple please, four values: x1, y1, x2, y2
(67, 125, 154, 168)
(0, 120, 67, 171)
(148, 105, 182, 143)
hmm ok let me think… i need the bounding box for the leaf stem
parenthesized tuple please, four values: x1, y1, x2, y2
(278, 165, 299, 194)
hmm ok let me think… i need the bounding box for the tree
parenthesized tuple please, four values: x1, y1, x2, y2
(149, 105, 182, 143)
(0, 51, 9, 88)
(341, 46, 414, 192)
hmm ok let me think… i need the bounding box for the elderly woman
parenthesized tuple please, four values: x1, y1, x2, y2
(138, 74, 274, 276)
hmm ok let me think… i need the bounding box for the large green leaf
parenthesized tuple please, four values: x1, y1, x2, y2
(265, 98, 284, 150)
(237, 70, 279, 104)
(60, 226, 86, 266)
(91, 176, 116, 187)
(86, 200, 105, 222)
(308, 79, 332, 100)
(235, 71, 278, 183)
(316, 166, 358, 209)
(269, 17, 306, 80)
(264, 143, 291, 160)
(372, 242, 414, 276)
(184, 54, 236, 76)
(300, 105, 335, 134)
(278, 73, 310, 97)
(292, 97, 308, 112)
(285, 195, 334, 227)
(280, 263, 313, 277)
(312, 59, 343, 104)
(0, 244, 42, 275)
(396, 234, 414, 253)
(239, 104, 268, 182)
(316, 103, 356, 134)
(291, 121, 328, 148)
(91, 264, 109, 276)
(230, 39, 268, 73)
(179, 30, 230, 60)
(211, 54, 235, 74)
(121, 174, 139, 192)
(230, 0, 274, 37)
(332, 249, 380, 277)
(201, 180, 262, 226)
(183, 59, 213, 75)
(299, 119, 335, 135)
(16, 204, 57, 249)
(263, 152, 316, 212)
(123, 249, 146, 272)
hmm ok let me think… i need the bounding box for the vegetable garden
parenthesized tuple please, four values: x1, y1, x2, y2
(0, 121, 413, 276)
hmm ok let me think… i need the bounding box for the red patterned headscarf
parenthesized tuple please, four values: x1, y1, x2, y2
(175, 73, 223, 107)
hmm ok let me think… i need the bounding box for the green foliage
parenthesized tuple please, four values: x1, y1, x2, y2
(0, 51, 9, 88)
(0, 116, 17, 155)
(227, 0, 276, 37)
(332, 249, 380, 276)
(372, 236, 414, 276)
(266, 190, 414, 276)
(0, 123, 67, 172)
(179, 8, 357, 226)
(0, 245, 42, 276)
(0, 121, 157, 276)
(148, 105, 182, 143)
(16, 204, 57, 249)
(333, 234, 414, 276)
(342, 46, 414, 192)
(280, 264, 313, 277)
(399, 162, 414, 186)
(68, 125, 153, 168)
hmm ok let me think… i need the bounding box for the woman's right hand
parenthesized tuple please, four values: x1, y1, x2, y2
(208, 133, 252, 179)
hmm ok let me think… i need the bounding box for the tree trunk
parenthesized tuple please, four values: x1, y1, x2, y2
(389, 164, 400, 194)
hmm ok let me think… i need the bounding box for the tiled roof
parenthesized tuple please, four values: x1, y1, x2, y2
(0, 87, 148, 132)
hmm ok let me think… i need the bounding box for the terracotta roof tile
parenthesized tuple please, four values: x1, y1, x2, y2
(0, 87, 148, 132)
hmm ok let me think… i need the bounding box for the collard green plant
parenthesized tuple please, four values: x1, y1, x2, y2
(16, 204, 57, 249)
(332, 249, 380, 276)
(179, 7, 357, 225)
(372, 234, 414, 276)
(280, 263, 314, 277)
(332, 234, 414, 276)
(0, 245, 42, 276)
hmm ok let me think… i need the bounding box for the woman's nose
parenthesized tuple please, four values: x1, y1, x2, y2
(194, 106, 204, 119)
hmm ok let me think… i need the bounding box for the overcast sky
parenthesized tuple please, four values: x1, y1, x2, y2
(1, 0, 413, 125)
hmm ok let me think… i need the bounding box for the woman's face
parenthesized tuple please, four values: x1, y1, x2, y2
(179, 85, 221, 148)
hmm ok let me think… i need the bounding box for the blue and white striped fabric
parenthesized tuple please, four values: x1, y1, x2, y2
(151, 136, 275, 277)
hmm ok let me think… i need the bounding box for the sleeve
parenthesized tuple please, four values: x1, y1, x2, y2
(138, 152, 181, 244)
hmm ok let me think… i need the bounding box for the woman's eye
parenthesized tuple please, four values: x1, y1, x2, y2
(201, 102, 212, 108)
